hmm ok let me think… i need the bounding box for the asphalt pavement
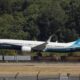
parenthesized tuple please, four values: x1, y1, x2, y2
(0, 75, 79, 80)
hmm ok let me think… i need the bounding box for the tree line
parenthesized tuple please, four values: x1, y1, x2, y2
(0, 0, 80, 43)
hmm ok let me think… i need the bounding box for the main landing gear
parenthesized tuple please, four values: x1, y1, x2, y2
(37, 52, 42, 57)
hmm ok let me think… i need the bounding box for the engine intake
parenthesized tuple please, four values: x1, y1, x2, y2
(21, 46, 31, 52)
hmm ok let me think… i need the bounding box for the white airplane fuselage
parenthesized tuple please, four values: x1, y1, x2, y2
(0, 39, 80, 52)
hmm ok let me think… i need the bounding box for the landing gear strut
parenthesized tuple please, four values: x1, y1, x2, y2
(33, 52, 42, 61)
(37, 52, 42, 57)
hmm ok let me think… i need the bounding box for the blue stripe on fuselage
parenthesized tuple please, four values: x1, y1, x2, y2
(44, 48, 80, 52)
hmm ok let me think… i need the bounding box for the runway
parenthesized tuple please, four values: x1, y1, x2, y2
(0, 62, 80, 75)
(0, 74, 79, 80)
(0, 63, 79, 80)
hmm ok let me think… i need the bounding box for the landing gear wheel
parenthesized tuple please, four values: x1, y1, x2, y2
(37, 52, 42, 57)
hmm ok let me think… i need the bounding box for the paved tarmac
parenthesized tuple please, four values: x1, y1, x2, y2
(0, 62, 79, 80)
(0, 74, 79, 80)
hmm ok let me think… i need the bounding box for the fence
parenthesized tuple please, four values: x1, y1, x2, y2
(0, 55, 31, 62)
(0, 55, 80, 62)
(0, 73, 80, 80)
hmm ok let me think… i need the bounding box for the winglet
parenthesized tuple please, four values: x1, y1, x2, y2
(47, 35, 53, 43)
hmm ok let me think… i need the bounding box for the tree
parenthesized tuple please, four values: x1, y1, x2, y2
(61, 0, 80, 32)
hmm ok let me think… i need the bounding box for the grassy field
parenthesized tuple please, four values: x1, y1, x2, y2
(0, 63, 80, 76)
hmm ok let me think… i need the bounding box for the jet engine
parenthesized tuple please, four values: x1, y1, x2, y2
(21, 46, 31, 52)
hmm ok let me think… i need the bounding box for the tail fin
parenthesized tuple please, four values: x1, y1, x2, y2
(74, 39, 80, 45)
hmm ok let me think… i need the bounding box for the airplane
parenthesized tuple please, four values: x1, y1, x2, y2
(0, 36, 79, 52)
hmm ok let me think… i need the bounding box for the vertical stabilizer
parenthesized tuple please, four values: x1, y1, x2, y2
(74, 39, 80, 45)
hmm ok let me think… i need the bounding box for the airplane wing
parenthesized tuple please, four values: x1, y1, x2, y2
(32, 35, 53, 51)
(0, 42, 47, 51)
(32, 42, 47, 51)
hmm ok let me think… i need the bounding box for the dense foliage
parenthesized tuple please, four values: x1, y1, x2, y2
(0, 0, 80, 42)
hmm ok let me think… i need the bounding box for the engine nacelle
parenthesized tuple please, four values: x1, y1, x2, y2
(21, 46, 31, 52)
